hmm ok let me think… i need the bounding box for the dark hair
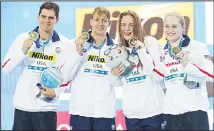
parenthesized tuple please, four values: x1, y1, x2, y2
(39, 2, 60, 18)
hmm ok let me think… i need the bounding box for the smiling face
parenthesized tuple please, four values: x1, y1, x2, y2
(38, 8, 58, 33)
(90, 7, 110, 37)
(90, 13, 110, 36)
(118, 10, 144, 47)
(164, 12, 185, 43)
(120, 15, 135, 41)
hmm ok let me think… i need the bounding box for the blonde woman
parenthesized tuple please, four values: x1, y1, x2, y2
(161, 12, 213, 130)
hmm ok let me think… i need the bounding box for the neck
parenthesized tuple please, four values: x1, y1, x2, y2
(169, 36, 182, 48)
(91, 32, 106, 46)
(39, 28, 53, 41)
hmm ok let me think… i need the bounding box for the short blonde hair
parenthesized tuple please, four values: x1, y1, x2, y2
(92, 6, 110, 20)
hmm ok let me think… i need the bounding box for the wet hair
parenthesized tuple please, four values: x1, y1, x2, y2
(39, 2, 60, 18)
(92, 6, 110, 21)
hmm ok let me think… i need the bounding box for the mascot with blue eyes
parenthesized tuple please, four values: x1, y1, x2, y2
(104, 44, 134, 78)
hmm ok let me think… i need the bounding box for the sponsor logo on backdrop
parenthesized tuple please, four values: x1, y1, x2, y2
(76, 2, 194, 45)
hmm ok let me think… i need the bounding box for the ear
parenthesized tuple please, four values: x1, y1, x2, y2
(37, 14, 40, 21)
(108, 21, 111, 27)
(182, 25, 186, 33)
(90, 19, 93, 27)
(56, 17, 59, 23)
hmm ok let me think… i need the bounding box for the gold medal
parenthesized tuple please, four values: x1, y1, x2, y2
(29, 31, 39, 41)
(172, 46, 181, 55)
(82, 29, 89, 41)
(129, 37, 138, 46)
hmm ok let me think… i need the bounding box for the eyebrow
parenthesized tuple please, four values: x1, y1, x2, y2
(165, 23, 179, 25)
(40, 14, 55, 18)
(121, 22, 134, 24)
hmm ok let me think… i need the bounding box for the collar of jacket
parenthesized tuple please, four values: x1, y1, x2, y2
(163, 35, 190, 50)
(29, 26, 60, 48)
(86, 30, 114, 46)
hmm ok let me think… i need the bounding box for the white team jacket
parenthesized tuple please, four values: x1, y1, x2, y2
(161, 35, 214, 115)
(58, 33, 116, 118)
(110, 36, 165, 119)
(2, 29, 69, 112)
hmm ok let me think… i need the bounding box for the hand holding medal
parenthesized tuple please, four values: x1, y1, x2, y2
(75, 29, 91, 54)
(22, 31, 39, 55)
(175, 49, 190, 67)
(172, 46, 181, 56)
(128, 37, 145, 50)
(29, 31, 39, 41)
(81, 29, 91, 53)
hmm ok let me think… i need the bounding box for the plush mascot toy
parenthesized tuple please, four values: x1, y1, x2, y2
(104, 44, 133, 77)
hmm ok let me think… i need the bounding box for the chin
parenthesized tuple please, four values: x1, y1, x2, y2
(97, 32, 106, 36)
(124, 36, 131, 40)
(166, 36, 175, 40)
(169, 37, 180, 42)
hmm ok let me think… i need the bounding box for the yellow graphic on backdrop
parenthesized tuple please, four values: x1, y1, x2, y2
(76, 2, 194, 45)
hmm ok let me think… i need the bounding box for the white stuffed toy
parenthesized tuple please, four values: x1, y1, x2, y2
(104, 44, 133, 77)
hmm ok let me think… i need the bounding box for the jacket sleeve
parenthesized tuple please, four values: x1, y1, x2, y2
(183, 42, 214, 82)
(108, 73, 123, 87)
(53, 39, 86, 97)
(137, 47, 155, 77)
(144, 36, 165, 82)
(2, 33, 28, 74)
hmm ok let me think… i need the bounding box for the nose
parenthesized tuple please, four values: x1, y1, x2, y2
(98, 20, 104, 25)
(164, 28, 171, 34)
(44, 17, 50, 23)
(125, 25, 130, 31)
(168, 26, 176, 32)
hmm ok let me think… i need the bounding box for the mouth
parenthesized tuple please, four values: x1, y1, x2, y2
(42, 23, 51, 28)
(96, 27, 104, 31)
(167, 32, 176, 36)
(123, 32, 132, 39)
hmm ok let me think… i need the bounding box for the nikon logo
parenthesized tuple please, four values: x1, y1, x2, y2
(82, 11, 190, 40)
(87, 55, 105, 63)
(29, 51, 56, 61)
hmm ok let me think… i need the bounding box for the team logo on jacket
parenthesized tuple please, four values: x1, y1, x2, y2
(55, 47, 61, 54)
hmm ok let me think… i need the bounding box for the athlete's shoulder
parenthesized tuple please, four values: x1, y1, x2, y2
(189, 39, 207, 49)
(144, 35, 159, 47)
(58, 34, 69, 41)
(144, 35, 158, 42)
(14, 32, 30, 40)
